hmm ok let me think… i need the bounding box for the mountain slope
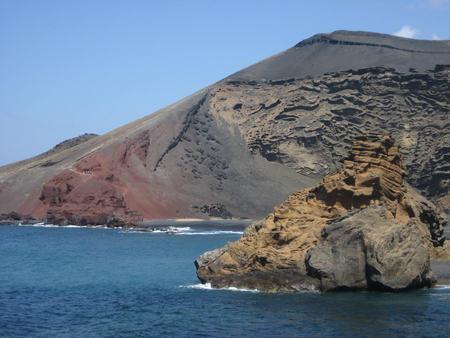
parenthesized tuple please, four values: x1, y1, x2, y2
(212, 65, 450, 211)
(1, 30, 449, 224)
(228, 30, 450, 81)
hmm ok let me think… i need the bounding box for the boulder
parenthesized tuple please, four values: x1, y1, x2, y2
(306, 204, 435, 291)
(195, 134, 448, 292)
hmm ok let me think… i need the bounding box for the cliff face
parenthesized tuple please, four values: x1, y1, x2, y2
(210, 65, 450, 213)
(195, 135, 448, 292)
(0, 31, 450, 224)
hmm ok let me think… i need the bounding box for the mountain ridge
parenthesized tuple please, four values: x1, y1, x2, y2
(296, 30, 450, 53)
(227, 30, 450, 82)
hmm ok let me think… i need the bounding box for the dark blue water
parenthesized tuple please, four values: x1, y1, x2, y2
(1, 225, 449, 337)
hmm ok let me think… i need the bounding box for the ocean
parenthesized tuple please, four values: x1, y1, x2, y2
(1, 224, 449, 338)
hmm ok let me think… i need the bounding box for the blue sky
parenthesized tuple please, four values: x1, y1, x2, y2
(1, 0, 449, 166)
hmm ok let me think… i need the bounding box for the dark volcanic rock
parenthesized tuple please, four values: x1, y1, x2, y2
(195, 135, 448, 292)
(305, 204, 434, 292)
(198, 204, 233, 219)
(0, 211, 44, 225)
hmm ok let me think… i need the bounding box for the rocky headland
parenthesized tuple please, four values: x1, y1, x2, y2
(195, 134, 449, 292)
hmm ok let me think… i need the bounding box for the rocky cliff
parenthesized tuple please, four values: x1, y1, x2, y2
(0, 31, 449, 224)
(213, 65, 450, 213)
(195, 134, 448, 292)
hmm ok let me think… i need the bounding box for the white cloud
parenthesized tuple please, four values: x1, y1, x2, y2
(429, 0, 450, 8)
(393, 25, 420, 38)
(432, 34, 441, 40)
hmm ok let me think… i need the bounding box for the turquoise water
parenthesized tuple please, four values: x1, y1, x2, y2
(1, 225, 449, 337)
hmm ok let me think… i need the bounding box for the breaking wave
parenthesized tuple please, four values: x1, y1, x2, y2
(18, 223, 113, 229)
(434, 285, 450, 289)
(175, 230, 243, 236)
(181, 283, 260, 293)
(122, 227, 243, 235)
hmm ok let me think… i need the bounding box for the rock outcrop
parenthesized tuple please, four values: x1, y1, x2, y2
(38, 153, 144, 226)
(195, 134, 448, 292)
(0, 211, 45, 225)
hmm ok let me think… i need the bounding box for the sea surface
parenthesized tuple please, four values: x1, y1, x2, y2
(1, 224, 449, 338)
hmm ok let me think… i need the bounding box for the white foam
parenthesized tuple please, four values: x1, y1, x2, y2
(123, 228, 243, 235)
(175, 227, 192, 231)
(181, 283, 260, 293)
(18, 223, 115, 229)
(19, 223, 57, 228)
(435, 284, 450, 289)
(183, 283, 213, 290)
(175, 230, 243, 236)
(225, 286, 261, 293)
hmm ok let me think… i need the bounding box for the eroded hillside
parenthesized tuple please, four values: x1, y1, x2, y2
(1, 31, 449, 224)
(211, 65, 450, 212)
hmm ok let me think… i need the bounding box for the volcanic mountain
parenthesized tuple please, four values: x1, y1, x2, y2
(1, 30, 450, 225)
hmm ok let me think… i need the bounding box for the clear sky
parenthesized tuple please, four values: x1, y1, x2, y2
(1, 0, 449, 166)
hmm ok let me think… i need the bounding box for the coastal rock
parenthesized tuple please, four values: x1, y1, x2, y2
(195, 134, 447, 292)
(305, 204, 435, 291)
(194, 242, 233, 270)
(0, 211, 44, 225)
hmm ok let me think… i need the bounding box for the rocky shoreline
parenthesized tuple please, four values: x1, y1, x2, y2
(0, 211, 253, 231)
(0, 211, 138, 228)
(0, 212, 45, 226)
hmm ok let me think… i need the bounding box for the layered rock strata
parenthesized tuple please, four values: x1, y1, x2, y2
(195, 134, 448, 292)
(215, 65, 450, 213)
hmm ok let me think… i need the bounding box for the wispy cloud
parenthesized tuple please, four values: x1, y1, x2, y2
(432, 34, 441, 40)
(393, 25, 420, 38)
(404, 2, 419, 10)
(429, 0, 450, 8)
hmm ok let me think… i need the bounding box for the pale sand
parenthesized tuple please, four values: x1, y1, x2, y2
(172, 218, 206, 222)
